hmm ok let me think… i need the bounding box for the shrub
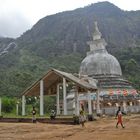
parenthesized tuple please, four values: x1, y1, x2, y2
(2, 97, 16, 113)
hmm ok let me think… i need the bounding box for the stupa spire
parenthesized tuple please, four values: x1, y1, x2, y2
(93, 21, 102, 40)
(87, 21, 107, 53)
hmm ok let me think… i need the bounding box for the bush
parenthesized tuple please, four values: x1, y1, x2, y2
(2, 97, 16, 113)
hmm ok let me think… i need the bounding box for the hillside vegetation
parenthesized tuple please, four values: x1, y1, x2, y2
(0, 2, 140, 97)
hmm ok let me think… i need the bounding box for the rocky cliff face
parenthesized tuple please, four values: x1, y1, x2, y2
(17, 2, 140, 56)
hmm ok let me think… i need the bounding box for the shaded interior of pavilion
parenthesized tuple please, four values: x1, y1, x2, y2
(21, 69, 99, 117)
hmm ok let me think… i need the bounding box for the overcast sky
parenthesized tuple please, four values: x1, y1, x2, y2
(0, 0, 140, 38)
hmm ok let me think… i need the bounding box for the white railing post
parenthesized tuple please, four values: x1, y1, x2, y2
(22, 95, 26, 116)
(56, 84, 60, 115)
(40, 80, 44, 116)
(63, 78, 67, 115)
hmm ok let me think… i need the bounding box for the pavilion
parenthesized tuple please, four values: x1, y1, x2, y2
(21, 69, 98, 116)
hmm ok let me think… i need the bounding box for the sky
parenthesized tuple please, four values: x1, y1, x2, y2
(0, 0, 140, 38)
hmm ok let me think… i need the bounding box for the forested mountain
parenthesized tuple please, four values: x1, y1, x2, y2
(0, 1, 140, 97)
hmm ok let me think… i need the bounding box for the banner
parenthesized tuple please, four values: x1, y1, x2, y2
(109, 89, 114, 95)
(123, 89, 128, 96)
(131, 89, 137, 95)
(78, 93, 96, 101)
(116, 89, 121, 94)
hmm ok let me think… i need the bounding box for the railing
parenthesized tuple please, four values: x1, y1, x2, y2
(102, 105, 140, 115)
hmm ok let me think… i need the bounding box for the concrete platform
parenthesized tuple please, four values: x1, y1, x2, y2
(0, 117, 74, 124)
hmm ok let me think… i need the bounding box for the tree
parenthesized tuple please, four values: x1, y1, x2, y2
(124, 58, 138, 75)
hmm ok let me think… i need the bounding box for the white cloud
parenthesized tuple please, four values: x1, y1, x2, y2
(0, 0, 32, 38)
(0, 12, 31, 38)
(109, 0, 140, 11)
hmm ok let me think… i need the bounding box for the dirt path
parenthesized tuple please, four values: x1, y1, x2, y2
(0, 114, 140, 140)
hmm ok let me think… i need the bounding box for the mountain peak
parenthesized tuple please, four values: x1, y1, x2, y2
(85, 1, 122, 14)
(92, 1, 121, 9)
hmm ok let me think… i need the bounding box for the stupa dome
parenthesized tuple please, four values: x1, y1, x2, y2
(80, 50, 122, 76)
(79, 22, 122, 77)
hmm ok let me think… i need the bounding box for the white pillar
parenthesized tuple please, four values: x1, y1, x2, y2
(40, 80, 44, 116)
(75, 87, 80, 116)
(22, 95, 26, 116)
(123, 101, 127, 113)
(88, 91, 92, 115)
(56, 84, 60, 115)
(16, 103, 19, 116)
(96, 90, 101, 115)
(83, 101, 87, 112)
(0, 98, 1, 116)
(63, 77, 67, 115)
(93, 101, 96, 111)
